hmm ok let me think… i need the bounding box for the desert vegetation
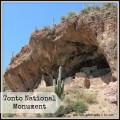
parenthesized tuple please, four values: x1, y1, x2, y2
(3, 77, 10, 92)
(42, 26, 51, 31)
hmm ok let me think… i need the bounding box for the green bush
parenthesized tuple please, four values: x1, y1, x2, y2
(67, 10, 78, 17)
(35, 29, 39, 33)
(61, 93, 65, 100)
(66, 100, 88, 114)
(103, 3, 115, 8)
(55, 105, 66, 117)
(82, 92, 97, 104)
(3, 113, 15, 117)
(3, 77, 10, 92)
(90, 10, 98, 17)
(42, 26, 50, 31)
(36, 113, 42, 117)
(72, 101, 88, 113)
(81, 5, 100, 14)
(60, 16, 67, 22)
(81, 8, 88, 14)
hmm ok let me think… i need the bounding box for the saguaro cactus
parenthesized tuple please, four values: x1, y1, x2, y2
(53, 18, 54, 27)
(53, 66, 64, 99)
(10, 52, 15, 64)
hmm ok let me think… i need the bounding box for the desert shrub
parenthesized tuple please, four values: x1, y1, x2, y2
(3, 113, 15, 117)
(65, 96, 71, 104)
(81, 8, 88, 14)
(64, 95, 88, 114)
(34, 27, 39, 33)
(104, 10, 111, 16)
(36, 105, 66, 117)
(101, 3, 117, 22)
(113, 15, 117, 22)
(60, 16, 67, 22)
(103, 3, 115, 8)
(42, 26, 50, 31)
(103, 9, 117, 21)
(42, 113, 53, 117)
(61, 93, 65, 100)
(67, 10, 78, 17)
(35, 29, 39, 33)
(10, 56, 15, 64)
(55, 105, 66, 117)
(82, 92, 97, 104)
(81, 5, 100, 14)
(72, 101, 88, 113)
(87, 6, 91, 11)
(66, 100, 88, 114)
(36, 113, 42, 117)
(90, 5, 100, 11)
(90, 11, 98, 16)
(3, 77, 10, 92)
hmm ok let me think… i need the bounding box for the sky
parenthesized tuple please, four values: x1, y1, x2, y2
(2, 1, 115, 74)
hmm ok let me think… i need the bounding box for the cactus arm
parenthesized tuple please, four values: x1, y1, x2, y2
(53, 79, 57, 93)
(61, 80, 64, 93)
(53, 79, 56, 86)
(58, 66, 62, 80)
(55, 86, 57, 93)
(58, 80, 61, 93)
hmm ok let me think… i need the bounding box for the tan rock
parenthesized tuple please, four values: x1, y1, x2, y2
(64, 77, 73, 85)
(75, 72, 86, 78)
(84, 78, 90, 89)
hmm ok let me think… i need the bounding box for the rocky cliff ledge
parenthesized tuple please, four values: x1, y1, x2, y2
(4, 5, 117, 92)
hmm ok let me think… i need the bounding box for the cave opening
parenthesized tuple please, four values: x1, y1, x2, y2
(53, 43, 111, 85)
(65, 56, 111, 78)
(61, 44, 112, 85)
(43, 42, 112, 87)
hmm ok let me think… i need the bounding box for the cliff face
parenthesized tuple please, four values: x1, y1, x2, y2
(4, 6, 117, 92)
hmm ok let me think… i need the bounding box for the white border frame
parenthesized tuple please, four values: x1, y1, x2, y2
(1, 1, 119, 119)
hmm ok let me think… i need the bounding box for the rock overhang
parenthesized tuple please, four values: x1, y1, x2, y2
(4, 6, 117, 92)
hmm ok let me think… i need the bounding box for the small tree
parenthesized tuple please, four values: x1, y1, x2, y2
(67, 10, 78, 17)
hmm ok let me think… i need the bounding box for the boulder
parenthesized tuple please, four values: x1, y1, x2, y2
(84, 78, 90, 89)
(64, 77, 73, 85)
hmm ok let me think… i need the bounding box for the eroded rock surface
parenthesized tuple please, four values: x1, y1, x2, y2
(4, 6, 117, 92)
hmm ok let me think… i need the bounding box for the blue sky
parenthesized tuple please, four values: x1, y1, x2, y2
(2, 1, 115, 74)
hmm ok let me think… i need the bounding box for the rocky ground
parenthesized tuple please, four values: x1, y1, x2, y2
(5, 71, 118, 118)
(60, 72, 118, 118)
